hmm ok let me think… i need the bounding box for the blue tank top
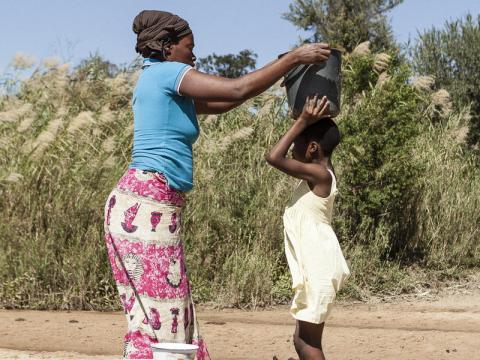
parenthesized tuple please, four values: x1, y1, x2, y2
(130, 58, 199, 192)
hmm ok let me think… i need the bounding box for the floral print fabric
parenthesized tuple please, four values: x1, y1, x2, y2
(104, 169, 207, 359)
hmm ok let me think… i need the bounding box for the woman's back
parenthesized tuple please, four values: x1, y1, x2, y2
(130, 59, 199, 192)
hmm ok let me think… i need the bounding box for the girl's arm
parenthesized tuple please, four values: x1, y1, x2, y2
(179, 43, 331, 103)
(265, 96, 330, 183)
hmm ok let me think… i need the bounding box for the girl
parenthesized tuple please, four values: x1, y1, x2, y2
(266, 95, 350, 360)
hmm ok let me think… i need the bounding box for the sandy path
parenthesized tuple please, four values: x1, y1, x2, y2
(0, 292, 479, 360)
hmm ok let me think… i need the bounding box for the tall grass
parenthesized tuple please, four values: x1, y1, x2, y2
(412, 109, 480, 266)
(0, 52, 478, 310)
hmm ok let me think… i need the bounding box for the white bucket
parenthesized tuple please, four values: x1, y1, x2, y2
(151, 342, 199, 360)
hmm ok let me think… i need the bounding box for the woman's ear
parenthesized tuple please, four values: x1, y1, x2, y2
(163, 43, 173, 60)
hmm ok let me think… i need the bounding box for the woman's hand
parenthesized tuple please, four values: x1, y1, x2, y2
(292, 43, 331, 65)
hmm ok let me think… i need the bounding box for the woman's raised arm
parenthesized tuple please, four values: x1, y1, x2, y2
(180, 43, 331, 102)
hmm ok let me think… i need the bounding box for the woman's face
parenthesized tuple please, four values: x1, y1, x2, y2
(167, 33, 196, 67)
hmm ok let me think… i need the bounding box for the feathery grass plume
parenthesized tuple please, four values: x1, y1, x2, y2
(257, 97, 275, 117)
(373, 53, 391, 73)
(129, 70, 141, 85)
(21, 140, 34, 154)
(98, 106, 115, 124)
(216, 126, 254, 152)
(203, 115, 217, 126)
(31, 133, 55, 159)
(99, 106, 115, 123)
(102, 137, 116, 153)
(42, 57, 60, 70)
(431, 89, 453, 118)
(111, 73, 129, 88)
(352, 41, 371, 56)
(5, 172, 23, 183)
(67, 111, 94, 134)
(412, 76, 435, 92)
(0, 103, 33, 123)
(16, 116, 35, 133)
(229, 126, 254, 142)
(376, 72, 390, 88)
(57, 63, 70, 74)
(0, 137, 9, 149)
(56, 107, 67, 117)
(45, 117, 63, 135)
(102, 155, 117, 169)
(107, 73, 130, 96)
(28, 118, 63, 158)
(126, 123, 134, 135)
(10, 53, 36, 70)
(453, 126, 469, 143)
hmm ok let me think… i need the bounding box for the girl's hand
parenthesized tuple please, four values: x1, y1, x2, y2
(297, 95, 330, 126)
(292, 43, 331, 65)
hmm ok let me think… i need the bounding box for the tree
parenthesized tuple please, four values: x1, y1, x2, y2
(196, 50, 257, 78)
(283, 0, 402, 52)
(75, 53, 119, 81)
(412, 14, 480, 148)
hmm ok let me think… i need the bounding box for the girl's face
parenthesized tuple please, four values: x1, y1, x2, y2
(167, 33, 196, 67)
(292, 134, 308, 162)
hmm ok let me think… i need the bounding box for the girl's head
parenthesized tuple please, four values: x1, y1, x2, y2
(292, 118, 340, 162)
(133, 10, 196, 66)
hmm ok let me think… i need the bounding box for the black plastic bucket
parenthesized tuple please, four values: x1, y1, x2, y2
(280, 48, 342, 117)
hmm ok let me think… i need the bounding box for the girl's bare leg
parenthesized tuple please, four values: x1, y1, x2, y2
(293, 320, 325, 360)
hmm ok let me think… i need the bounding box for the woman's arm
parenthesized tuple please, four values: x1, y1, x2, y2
(195, 100, 244, 115)
(265, 96, 330, 182)
(180, 43, 331, 102)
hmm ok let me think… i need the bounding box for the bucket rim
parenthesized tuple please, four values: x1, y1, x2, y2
(151, 342, 199, 351)
(280, 48, 342, 88)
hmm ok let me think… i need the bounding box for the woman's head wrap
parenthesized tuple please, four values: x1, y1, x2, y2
(133, 10, 192, 58)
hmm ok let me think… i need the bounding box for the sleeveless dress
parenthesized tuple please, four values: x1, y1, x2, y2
(283, 169, 350, 324)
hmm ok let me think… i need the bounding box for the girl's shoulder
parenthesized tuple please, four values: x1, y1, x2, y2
(308, 165, 336, 198)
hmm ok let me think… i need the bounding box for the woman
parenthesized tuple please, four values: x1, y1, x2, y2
(104, 10, 331, 359)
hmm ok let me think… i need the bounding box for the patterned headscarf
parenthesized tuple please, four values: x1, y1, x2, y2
(133, 10, 192, 58)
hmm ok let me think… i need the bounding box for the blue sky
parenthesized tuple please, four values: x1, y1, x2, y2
(1, 0, 479, 72)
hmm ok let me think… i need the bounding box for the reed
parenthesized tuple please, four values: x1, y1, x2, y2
(0, 52, 478, 310)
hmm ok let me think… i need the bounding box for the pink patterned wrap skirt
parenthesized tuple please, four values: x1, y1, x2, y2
(104, 169, 207, 359)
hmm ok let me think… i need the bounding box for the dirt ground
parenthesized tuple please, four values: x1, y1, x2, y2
(0, 290, 479, 360)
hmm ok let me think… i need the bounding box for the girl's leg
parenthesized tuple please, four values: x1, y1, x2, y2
(293, 320, 325, 360)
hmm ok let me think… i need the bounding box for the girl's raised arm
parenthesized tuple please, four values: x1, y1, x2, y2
(265, 96, 330, 183)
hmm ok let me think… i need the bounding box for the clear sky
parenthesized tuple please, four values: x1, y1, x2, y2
(1, 0, 479, 72)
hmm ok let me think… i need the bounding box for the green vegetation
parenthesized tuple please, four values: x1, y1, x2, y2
(283, 0, 403, 51)
(0, 45, 478, 310)
(196, 49, 258, 78)
(412, 14, 480, 148)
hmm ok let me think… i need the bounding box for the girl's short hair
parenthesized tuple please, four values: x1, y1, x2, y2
(303, 118, 340, 156)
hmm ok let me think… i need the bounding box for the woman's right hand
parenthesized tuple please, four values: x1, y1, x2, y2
(292, 43, 331, 65)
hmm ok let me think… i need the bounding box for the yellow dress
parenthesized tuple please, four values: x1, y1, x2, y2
(283, 169, 350, 324)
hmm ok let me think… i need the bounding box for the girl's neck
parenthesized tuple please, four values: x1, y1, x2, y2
(311, 156, 330, 168)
